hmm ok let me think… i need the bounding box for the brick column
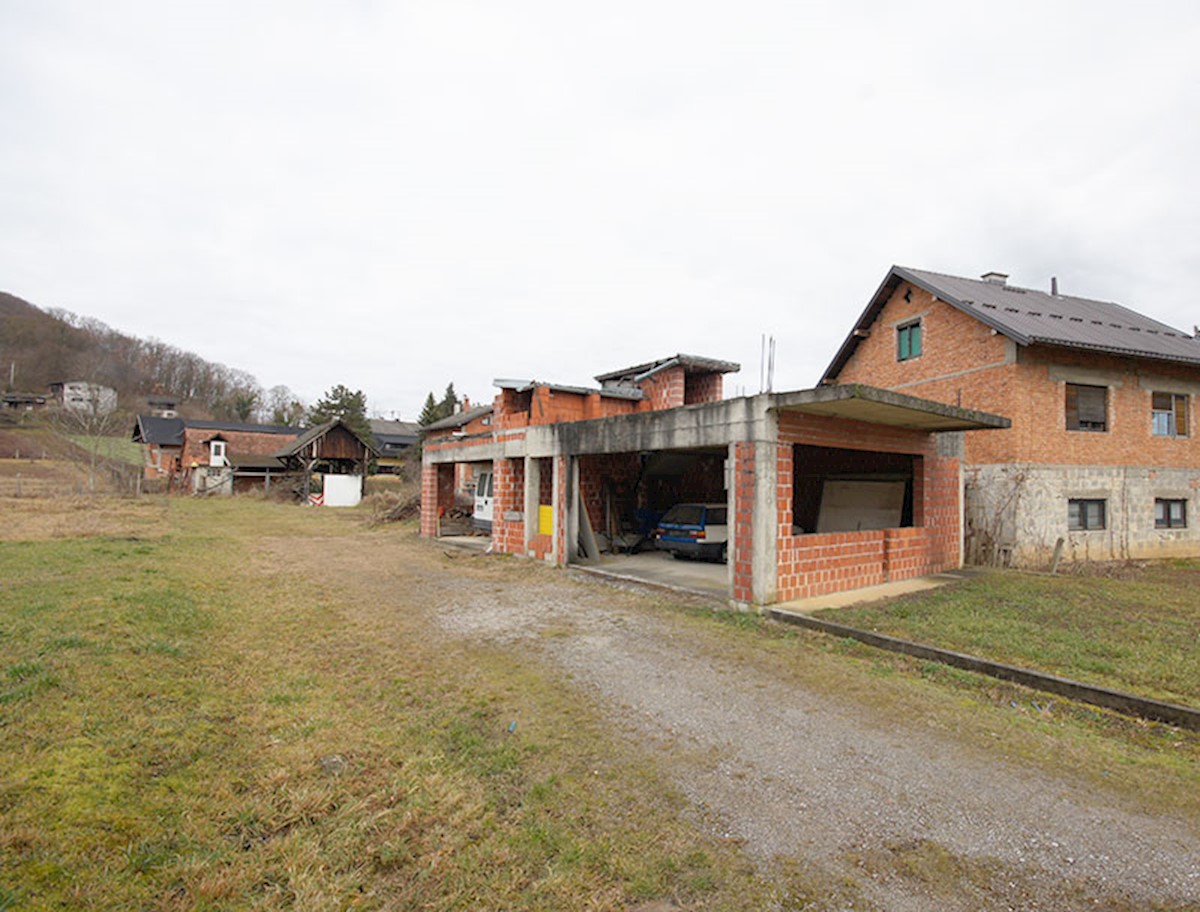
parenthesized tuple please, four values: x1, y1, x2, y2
(492, 458, 525, 554)
(731, 441, 756, 604)
(420, 463, 455, 538)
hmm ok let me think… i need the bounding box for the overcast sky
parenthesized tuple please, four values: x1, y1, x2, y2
(3, 2, 1199, 418)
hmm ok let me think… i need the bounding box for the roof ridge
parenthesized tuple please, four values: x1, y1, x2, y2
(901, 265, 1123, 308)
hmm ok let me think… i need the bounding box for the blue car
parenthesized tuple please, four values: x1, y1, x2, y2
(653, 503, 729, 562)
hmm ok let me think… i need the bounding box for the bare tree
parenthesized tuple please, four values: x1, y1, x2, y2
(50, 396, 131, 495)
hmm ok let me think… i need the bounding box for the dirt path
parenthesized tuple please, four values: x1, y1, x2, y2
(285, 534, 1200, 910)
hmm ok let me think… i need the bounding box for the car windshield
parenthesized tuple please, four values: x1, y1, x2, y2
(661, 504, 704, 525)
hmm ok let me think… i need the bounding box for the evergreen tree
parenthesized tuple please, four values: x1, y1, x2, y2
(309, 384, 370, 438)
(437, 383, 458, 421)
(417, 392, 440, 426)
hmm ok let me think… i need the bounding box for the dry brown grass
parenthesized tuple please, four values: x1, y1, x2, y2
(0, 493, 171, 540)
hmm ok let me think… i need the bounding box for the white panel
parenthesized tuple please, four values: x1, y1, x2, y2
(322, 474, 363, 507)
(816, 480, 906, 533)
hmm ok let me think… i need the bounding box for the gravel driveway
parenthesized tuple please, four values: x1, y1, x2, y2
(426, 558, 1200, 911)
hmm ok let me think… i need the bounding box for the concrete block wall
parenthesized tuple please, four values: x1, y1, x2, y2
(966, 463, 1200, 567)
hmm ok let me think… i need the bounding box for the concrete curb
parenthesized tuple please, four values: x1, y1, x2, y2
(767, 608, 1200, 732)
(568, 565, 726, 604)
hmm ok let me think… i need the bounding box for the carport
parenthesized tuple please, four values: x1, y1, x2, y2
(422, 384, 1008, 608)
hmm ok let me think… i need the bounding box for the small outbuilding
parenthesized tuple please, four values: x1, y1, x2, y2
(274, 419, 379, 507)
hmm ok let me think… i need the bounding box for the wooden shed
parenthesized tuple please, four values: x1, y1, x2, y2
(274, 419, 379, 506)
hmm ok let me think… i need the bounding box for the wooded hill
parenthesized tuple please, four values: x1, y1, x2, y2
(0, 291, 280, 421)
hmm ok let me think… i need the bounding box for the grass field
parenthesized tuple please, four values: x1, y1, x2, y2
(815, 565, 1200, 706)
(0, 498, 770, 911)
(2, 497, 1198, 910)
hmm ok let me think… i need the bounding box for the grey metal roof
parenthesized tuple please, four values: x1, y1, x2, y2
(182, 418, 301, 435)
(823, 266, 1200, 382)
(369, 418, 421, 437)
(422, 403, 494, 432)
(594, 353, 741, 384)
(369, 418, 421, 447)
(132, 415, 303, 446)
(132, 415, 184, 446)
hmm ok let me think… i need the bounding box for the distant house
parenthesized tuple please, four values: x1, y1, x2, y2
(131, 416, 302, 494)
(823, 265, 1200, 566)
(49, 380, 117, 415)
(145, 395, 178, 418)
(2, 392, 49, 412)
(369, 418, 421, 474)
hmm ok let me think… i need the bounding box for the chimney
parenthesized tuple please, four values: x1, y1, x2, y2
(980, 271, 1009, 286)
(1051, 276, 1059, 296)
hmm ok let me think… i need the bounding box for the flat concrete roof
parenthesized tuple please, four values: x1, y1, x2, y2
(773, 384, 1010, 432)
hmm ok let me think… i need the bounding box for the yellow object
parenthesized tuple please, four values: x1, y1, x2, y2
(538, 505, 553, 536)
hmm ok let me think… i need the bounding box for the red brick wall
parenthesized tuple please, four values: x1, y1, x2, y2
(554, 455, 569, 562)
(731, 442, 756, 603)
(638, 367, 686, 411)
(684, 372, 724, 404)
(834, 281, 1200, 468)
(492, 458, 525, 554)
(578, 453, 641, 536)
(419, 463, 456, 537)
(526, 457, 555, 561)
(773, 411, 960, 602)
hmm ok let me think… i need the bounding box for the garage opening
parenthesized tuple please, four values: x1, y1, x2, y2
(792, 444, 920, 534)
(573, 447, 730, 599)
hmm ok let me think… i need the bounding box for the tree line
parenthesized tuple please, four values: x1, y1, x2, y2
(0, 291, 308, 425)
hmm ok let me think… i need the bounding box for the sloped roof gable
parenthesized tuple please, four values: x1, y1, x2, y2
(823, 266, 1200, 382)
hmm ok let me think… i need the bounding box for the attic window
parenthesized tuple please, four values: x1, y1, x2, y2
(209, 440, 228, 467)
(896, 320, 922, 362)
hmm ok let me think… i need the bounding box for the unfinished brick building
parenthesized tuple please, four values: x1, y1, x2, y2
(421, 354, 1006, 607)
(824, 266, 1200, 566)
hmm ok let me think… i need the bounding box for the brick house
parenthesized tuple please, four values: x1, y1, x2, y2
(132, 415, 302, 493)
(823, 266, 1200, 566)
(421, 353, 1006, 607)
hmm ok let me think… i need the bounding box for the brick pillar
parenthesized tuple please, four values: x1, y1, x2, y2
(420, 463, 456, 537)
(492, 458, 525, 554)
(552, 455, 567, 565)
(731, 441, 756, 604)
